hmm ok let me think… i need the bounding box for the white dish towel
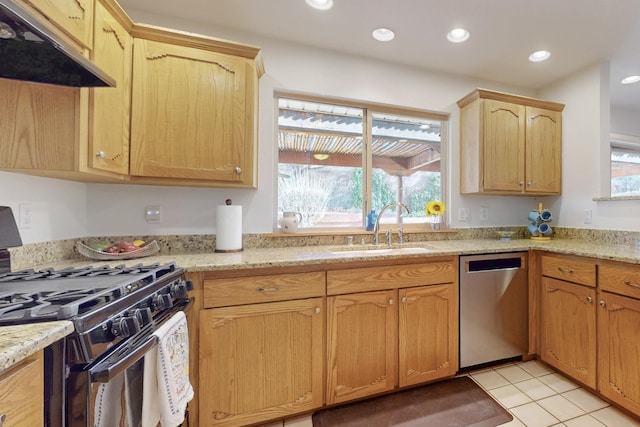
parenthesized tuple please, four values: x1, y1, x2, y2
(142, 310, 194, 427)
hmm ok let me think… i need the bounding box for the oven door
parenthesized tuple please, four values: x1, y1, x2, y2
(66, 300, 192, 427)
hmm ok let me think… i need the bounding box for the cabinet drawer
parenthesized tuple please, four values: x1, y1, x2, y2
(203, 271, 325, 308)
(599, 262, 640, 299)
(541, 255, 596, 287)
(327, 261, 456, 295)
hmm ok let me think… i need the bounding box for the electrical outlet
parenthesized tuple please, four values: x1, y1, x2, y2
(145, 205, 161, 223)
(479, 207, 489, 221)
(18, 203, 33, 228)
(584, 209, 592, 224)
(458, 207, 470, 221)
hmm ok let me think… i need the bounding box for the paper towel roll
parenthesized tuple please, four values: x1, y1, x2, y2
(215, 205, 243, 252)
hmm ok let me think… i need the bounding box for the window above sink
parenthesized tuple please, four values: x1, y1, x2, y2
(276, 93, 449, 233)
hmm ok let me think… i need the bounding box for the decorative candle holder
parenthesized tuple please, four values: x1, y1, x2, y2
(528, 202, 553, 241)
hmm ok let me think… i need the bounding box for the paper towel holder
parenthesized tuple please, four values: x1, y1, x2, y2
(214, 199, 244, 253)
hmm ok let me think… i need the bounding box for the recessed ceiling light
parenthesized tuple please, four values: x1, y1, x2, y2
(621, 75, 640, 84)
(305, 0, 333, 11)
(446, 28, 470, 43)
(529, 50, 551, 62)
(372, 28, 395, 42)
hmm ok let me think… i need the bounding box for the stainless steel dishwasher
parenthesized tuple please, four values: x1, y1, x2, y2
(459, 252, 528, 370)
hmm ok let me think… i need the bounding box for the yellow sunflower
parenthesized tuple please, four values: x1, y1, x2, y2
(426, 200, 446, 216)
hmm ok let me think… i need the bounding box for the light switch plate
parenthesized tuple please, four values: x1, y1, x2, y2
(584, 209, 592, 224)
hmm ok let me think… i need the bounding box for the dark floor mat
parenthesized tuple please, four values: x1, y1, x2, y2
(312, 376, 513, 427)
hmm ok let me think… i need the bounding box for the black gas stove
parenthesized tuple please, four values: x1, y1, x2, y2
(0, 261, 196, 427)
(0, 262, 192, 364)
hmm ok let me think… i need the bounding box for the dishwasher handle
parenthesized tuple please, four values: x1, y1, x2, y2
(465, 255, 525, 273)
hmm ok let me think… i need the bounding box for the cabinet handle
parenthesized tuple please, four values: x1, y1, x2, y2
(389, 299, 394, 305)
(256, 286, 280, 292)
(586, 296, 592, 303)
(0, 413, 6, 426)
(623, 280, 640, 289)
(600, 300, 606, 307)
(96, 151, 106, 159)
(527, 181, 533, 186)
(315, 307, 320, 314)
(558, 267, 574, 273)
(519, 181, 524, 186)
(234, 167, 242, 174)
(401, 297, 407, 303)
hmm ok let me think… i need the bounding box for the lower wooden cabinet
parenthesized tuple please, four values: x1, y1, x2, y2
(399, 284, 458, 387)
(598, 260, 640, 417)
(540, 277, 596, 388)
(598, 290, 640, 415)
(326, 290, 397, 405)
(199, 298, 324, 427)
(0, 351, 44, 426)
(326, 260, 458, 405)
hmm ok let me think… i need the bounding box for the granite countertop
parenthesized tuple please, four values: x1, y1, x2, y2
(0, 321, 73, 372)
(27, 238, 640, 272)
(3, 237, 639, 374)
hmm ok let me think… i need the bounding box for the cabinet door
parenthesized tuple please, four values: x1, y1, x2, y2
(199, 298, 323, 427)
(327, 290, 397, 404)
(541, 277, 596, 388)
(598, 292, 640, 415)
(482, 99, 526, 192)
(525, 107, 562, 193)
(89, 2, 132, 175)
(399, 284, 458, 387)
(25, 0, 94, 49)
(0, 352, 43, 426)
(130, 39, 256, 185)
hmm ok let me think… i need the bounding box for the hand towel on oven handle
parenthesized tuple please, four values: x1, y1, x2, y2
(142, 310, 194, 427)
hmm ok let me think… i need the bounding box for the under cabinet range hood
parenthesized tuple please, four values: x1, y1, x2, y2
(0, 0, 115, 87)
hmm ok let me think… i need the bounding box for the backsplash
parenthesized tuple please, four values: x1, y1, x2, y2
(8, 227, 640, 270)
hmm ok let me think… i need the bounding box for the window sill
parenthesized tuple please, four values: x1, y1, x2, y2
(593, 196, 640, 201)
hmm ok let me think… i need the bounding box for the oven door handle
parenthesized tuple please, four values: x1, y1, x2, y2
(89, 297, 194, 383)
(90, 334, 158, 383)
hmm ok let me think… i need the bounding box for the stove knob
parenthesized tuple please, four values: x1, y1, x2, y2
(153, 293, 173, 310)
(112, 316, 140, 338)
(171, 282, 189, 298)
(184, 279, 194, 291)
(135, 308, 153, 327)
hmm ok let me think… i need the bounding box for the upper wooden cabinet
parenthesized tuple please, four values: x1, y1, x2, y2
(129, 25, 262, 188)
(89, 0, 133, 176)
(22, 0, 94, 49)
(0, 5, 263, 188)
(458, 89, 564, 195)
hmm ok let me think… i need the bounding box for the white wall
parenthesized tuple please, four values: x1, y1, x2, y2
(0, 171, 87, 243)
(2, 11, 635, 243)
(611, 106, 640, 136)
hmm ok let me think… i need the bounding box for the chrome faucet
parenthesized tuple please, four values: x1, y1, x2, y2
(373, 202, 411, 245)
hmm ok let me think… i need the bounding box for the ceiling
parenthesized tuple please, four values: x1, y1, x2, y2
(118, 0, 640, 112)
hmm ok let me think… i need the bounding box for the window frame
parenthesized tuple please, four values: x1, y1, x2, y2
(274, 91, 450, 233)
(610, 132, 640, 198)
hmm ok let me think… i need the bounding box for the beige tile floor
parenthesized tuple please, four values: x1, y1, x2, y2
(259, 360, 640, 427)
